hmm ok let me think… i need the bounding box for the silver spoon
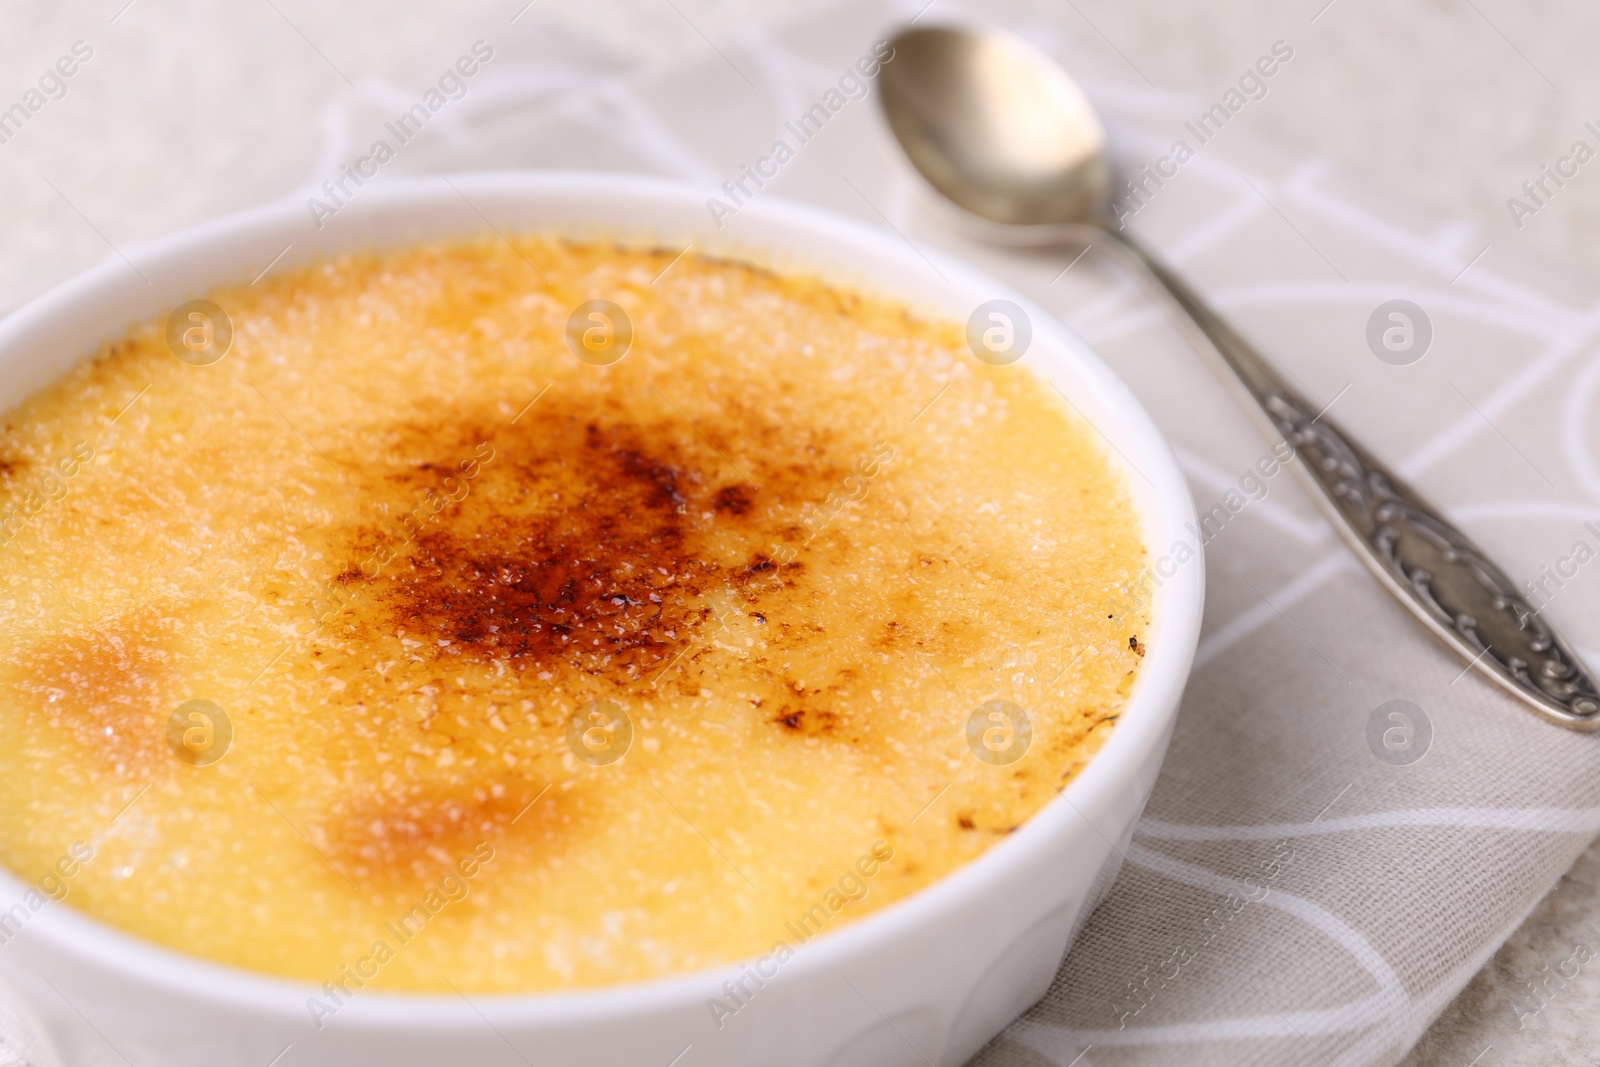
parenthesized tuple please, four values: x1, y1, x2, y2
(879, 23, 1600, 730)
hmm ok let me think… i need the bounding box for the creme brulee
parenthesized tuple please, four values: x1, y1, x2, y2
(0, 238, 1148, 994)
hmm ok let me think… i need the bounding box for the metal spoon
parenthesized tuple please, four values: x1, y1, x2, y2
(879, 23, 1600, 729)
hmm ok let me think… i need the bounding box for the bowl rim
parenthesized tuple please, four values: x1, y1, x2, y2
(0, 170, 1203, 1027)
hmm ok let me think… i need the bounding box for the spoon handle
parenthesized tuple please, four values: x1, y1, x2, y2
(1109, 230, 1600, 730)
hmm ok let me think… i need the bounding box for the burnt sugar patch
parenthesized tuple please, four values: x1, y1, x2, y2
(334, 396, 842, 685)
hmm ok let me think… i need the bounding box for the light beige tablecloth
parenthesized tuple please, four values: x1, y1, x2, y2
(5, 1, 1600, 1064)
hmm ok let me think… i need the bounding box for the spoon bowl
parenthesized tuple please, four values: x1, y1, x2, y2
(879, 26, 1109, 228)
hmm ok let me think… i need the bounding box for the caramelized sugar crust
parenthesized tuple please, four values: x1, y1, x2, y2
(0, 239, 1149, 991)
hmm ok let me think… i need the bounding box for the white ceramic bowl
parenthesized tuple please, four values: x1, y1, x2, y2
(0, 173, 1202, 1067)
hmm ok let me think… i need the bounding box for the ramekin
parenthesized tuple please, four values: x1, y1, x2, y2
(0, 172, 1202, 1067)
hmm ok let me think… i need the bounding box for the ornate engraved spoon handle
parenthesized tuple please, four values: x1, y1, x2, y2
(1112, 231, 1600, 730)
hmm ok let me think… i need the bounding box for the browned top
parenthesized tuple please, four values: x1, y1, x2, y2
(0, 237, 1149, 991)
(357, 400, 807, 681)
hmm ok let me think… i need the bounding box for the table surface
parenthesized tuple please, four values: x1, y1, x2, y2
(4, 1, 1599, 1063)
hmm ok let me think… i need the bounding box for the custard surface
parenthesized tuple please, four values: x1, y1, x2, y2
(0, 239, 1148, 992)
